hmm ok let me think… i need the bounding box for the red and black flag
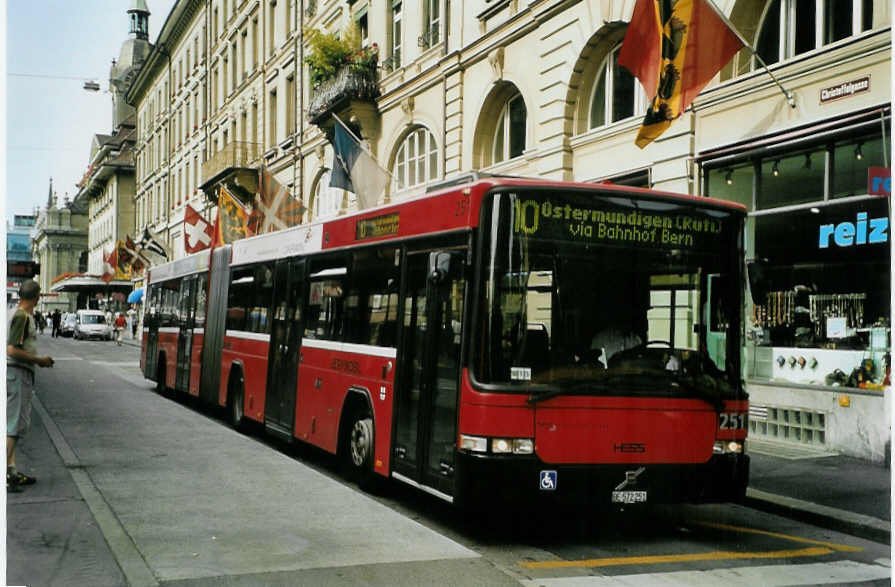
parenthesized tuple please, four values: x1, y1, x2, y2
(619, 0, 743, 148)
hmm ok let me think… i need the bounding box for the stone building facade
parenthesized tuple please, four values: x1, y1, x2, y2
(31, 182, 89, 313)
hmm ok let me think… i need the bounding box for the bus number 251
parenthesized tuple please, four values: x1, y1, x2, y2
(719, 413, 747, 430)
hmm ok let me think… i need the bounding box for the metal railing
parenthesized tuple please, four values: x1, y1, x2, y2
(308, 64, 380, 121)
(201, 141, 262, 182)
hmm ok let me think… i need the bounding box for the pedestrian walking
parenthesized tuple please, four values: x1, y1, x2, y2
(51, 309, 62, 338)
(114, 313, 127, 346)
(7, 280, 54, 492)
(34, 311, 45, 335)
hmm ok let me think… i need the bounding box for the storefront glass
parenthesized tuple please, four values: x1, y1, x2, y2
(703, 117, 890, 391)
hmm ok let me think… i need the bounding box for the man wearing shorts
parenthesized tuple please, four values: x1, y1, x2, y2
(7, 280, 54, 492)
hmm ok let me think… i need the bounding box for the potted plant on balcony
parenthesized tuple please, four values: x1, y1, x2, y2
(305, 26, 380, 121)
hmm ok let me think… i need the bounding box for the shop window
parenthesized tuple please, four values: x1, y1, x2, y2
(589, 45, 648, 129)
(757, 150, 825, 209)
(706, 163, 754, 209)
(746, 198, 890, 389)
(832, 135, 885, 198)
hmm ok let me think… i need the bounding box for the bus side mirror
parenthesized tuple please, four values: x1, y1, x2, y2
(746, 259, 769, 306)
(428, 251, 451, 283)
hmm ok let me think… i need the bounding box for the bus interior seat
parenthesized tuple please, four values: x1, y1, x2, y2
(521, 326, 549, 372)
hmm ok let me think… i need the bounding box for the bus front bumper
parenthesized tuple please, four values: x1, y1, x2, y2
(452, 451, 749, 509)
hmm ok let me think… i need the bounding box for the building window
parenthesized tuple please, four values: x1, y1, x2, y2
(357, 9, 369, 47)
(392, 126, 438, 192)
(492, 93, 526, 164)
(589, 44, 648, 129)
(285, 76, 296, 136)
(753, 0, 874, 70)
(268, 89, 277, 146)
(268, 0, 277, 56)
(390, 1, 402, 68)
(424, 0, 440, 47)
(312, 170, 344, 219)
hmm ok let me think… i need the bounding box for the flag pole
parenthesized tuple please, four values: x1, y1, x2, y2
(704, 0, 796, 109)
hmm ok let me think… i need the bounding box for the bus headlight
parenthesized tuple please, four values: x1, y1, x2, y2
(713, 440, 743, 454)
(490, 438, 534, 454)
(461, 435, 534, 454)
(460, 434, 488, 453)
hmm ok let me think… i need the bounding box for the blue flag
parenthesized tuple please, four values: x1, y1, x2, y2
(330, 119, 390, 209)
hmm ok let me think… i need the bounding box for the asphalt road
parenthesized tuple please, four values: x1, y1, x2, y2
(6, 334, 892, 586)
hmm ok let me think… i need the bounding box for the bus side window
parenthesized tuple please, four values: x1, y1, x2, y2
(343, 247, 400, 347)
(305, 256, 348, 341)
(227, 267, 253, 331)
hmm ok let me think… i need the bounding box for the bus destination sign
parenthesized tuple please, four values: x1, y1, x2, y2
(356, 213, 400, 240)
(513, 195, 725, 249)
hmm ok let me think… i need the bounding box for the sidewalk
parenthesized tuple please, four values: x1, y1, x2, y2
(745, 438, 891, 544)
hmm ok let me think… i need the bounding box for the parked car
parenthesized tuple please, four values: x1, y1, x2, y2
(60, 313, 77, 337)
(74, 310, 112, 341)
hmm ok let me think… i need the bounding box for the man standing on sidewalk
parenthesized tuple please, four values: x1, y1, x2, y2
(7, 280, 54, 492)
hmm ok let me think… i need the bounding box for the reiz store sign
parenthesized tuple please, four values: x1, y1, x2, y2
(868, 167, 891, 196)
(818, 212, 888, 248)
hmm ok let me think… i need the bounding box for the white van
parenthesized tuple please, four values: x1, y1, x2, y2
(74, 309, 112, 341)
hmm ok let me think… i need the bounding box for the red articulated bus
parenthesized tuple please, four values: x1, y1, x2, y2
(141, 176, 749, 507)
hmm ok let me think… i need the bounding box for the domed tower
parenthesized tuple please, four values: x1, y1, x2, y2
(110, 0, 152, 130)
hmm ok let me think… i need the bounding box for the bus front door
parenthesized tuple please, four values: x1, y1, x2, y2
(394, 250, 465, 498)
(264, 258, 305, 438)
(174, 276, 197, 393)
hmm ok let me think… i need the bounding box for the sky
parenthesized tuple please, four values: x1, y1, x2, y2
(5, 0, 177, 225)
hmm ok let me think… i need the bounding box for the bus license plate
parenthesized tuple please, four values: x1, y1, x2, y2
(611, 490, 647, 504)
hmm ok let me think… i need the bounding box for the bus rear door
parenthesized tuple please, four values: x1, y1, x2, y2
(144, 287, 159, 380)
(393, 250, 466, 498)
(264, 258, 305, 438)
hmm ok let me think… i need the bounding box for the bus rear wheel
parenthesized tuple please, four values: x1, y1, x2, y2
(155, 359, 167, 395)
(228, 377, 245, 431)
(344, 408, 375, 488)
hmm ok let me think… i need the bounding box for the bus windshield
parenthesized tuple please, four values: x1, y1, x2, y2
(475, 190, 743, 400)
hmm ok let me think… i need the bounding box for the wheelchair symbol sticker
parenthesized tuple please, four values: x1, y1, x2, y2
(539, 470, 557, 491)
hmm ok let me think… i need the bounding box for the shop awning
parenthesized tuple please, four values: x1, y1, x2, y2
(127, 288, 144, 303)
(49, 275, 132, 292)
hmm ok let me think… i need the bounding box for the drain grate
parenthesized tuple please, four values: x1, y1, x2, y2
(748, 405, 826, 446)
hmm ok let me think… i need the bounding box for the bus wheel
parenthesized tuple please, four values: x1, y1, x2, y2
(345, 409, 374, 486)
(155, 359, 167, 395)
(228, 377, 244, 431)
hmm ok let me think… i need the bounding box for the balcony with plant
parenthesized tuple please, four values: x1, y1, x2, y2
(306, 27, 380, 124)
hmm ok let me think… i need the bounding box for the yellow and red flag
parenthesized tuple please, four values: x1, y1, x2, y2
(216, 186, 249, 244)
(619, 0, 743, 148)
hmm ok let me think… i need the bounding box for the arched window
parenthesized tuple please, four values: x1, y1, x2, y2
(311, 170, 344, 220)
(392, 126, 438, 192)
(589, 45, 648, 129)
(753, 0, 874, 69)
(492, 93, 526, 163)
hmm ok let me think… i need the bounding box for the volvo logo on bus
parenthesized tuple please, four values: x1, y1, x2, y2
(614, 442, 646, 453)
